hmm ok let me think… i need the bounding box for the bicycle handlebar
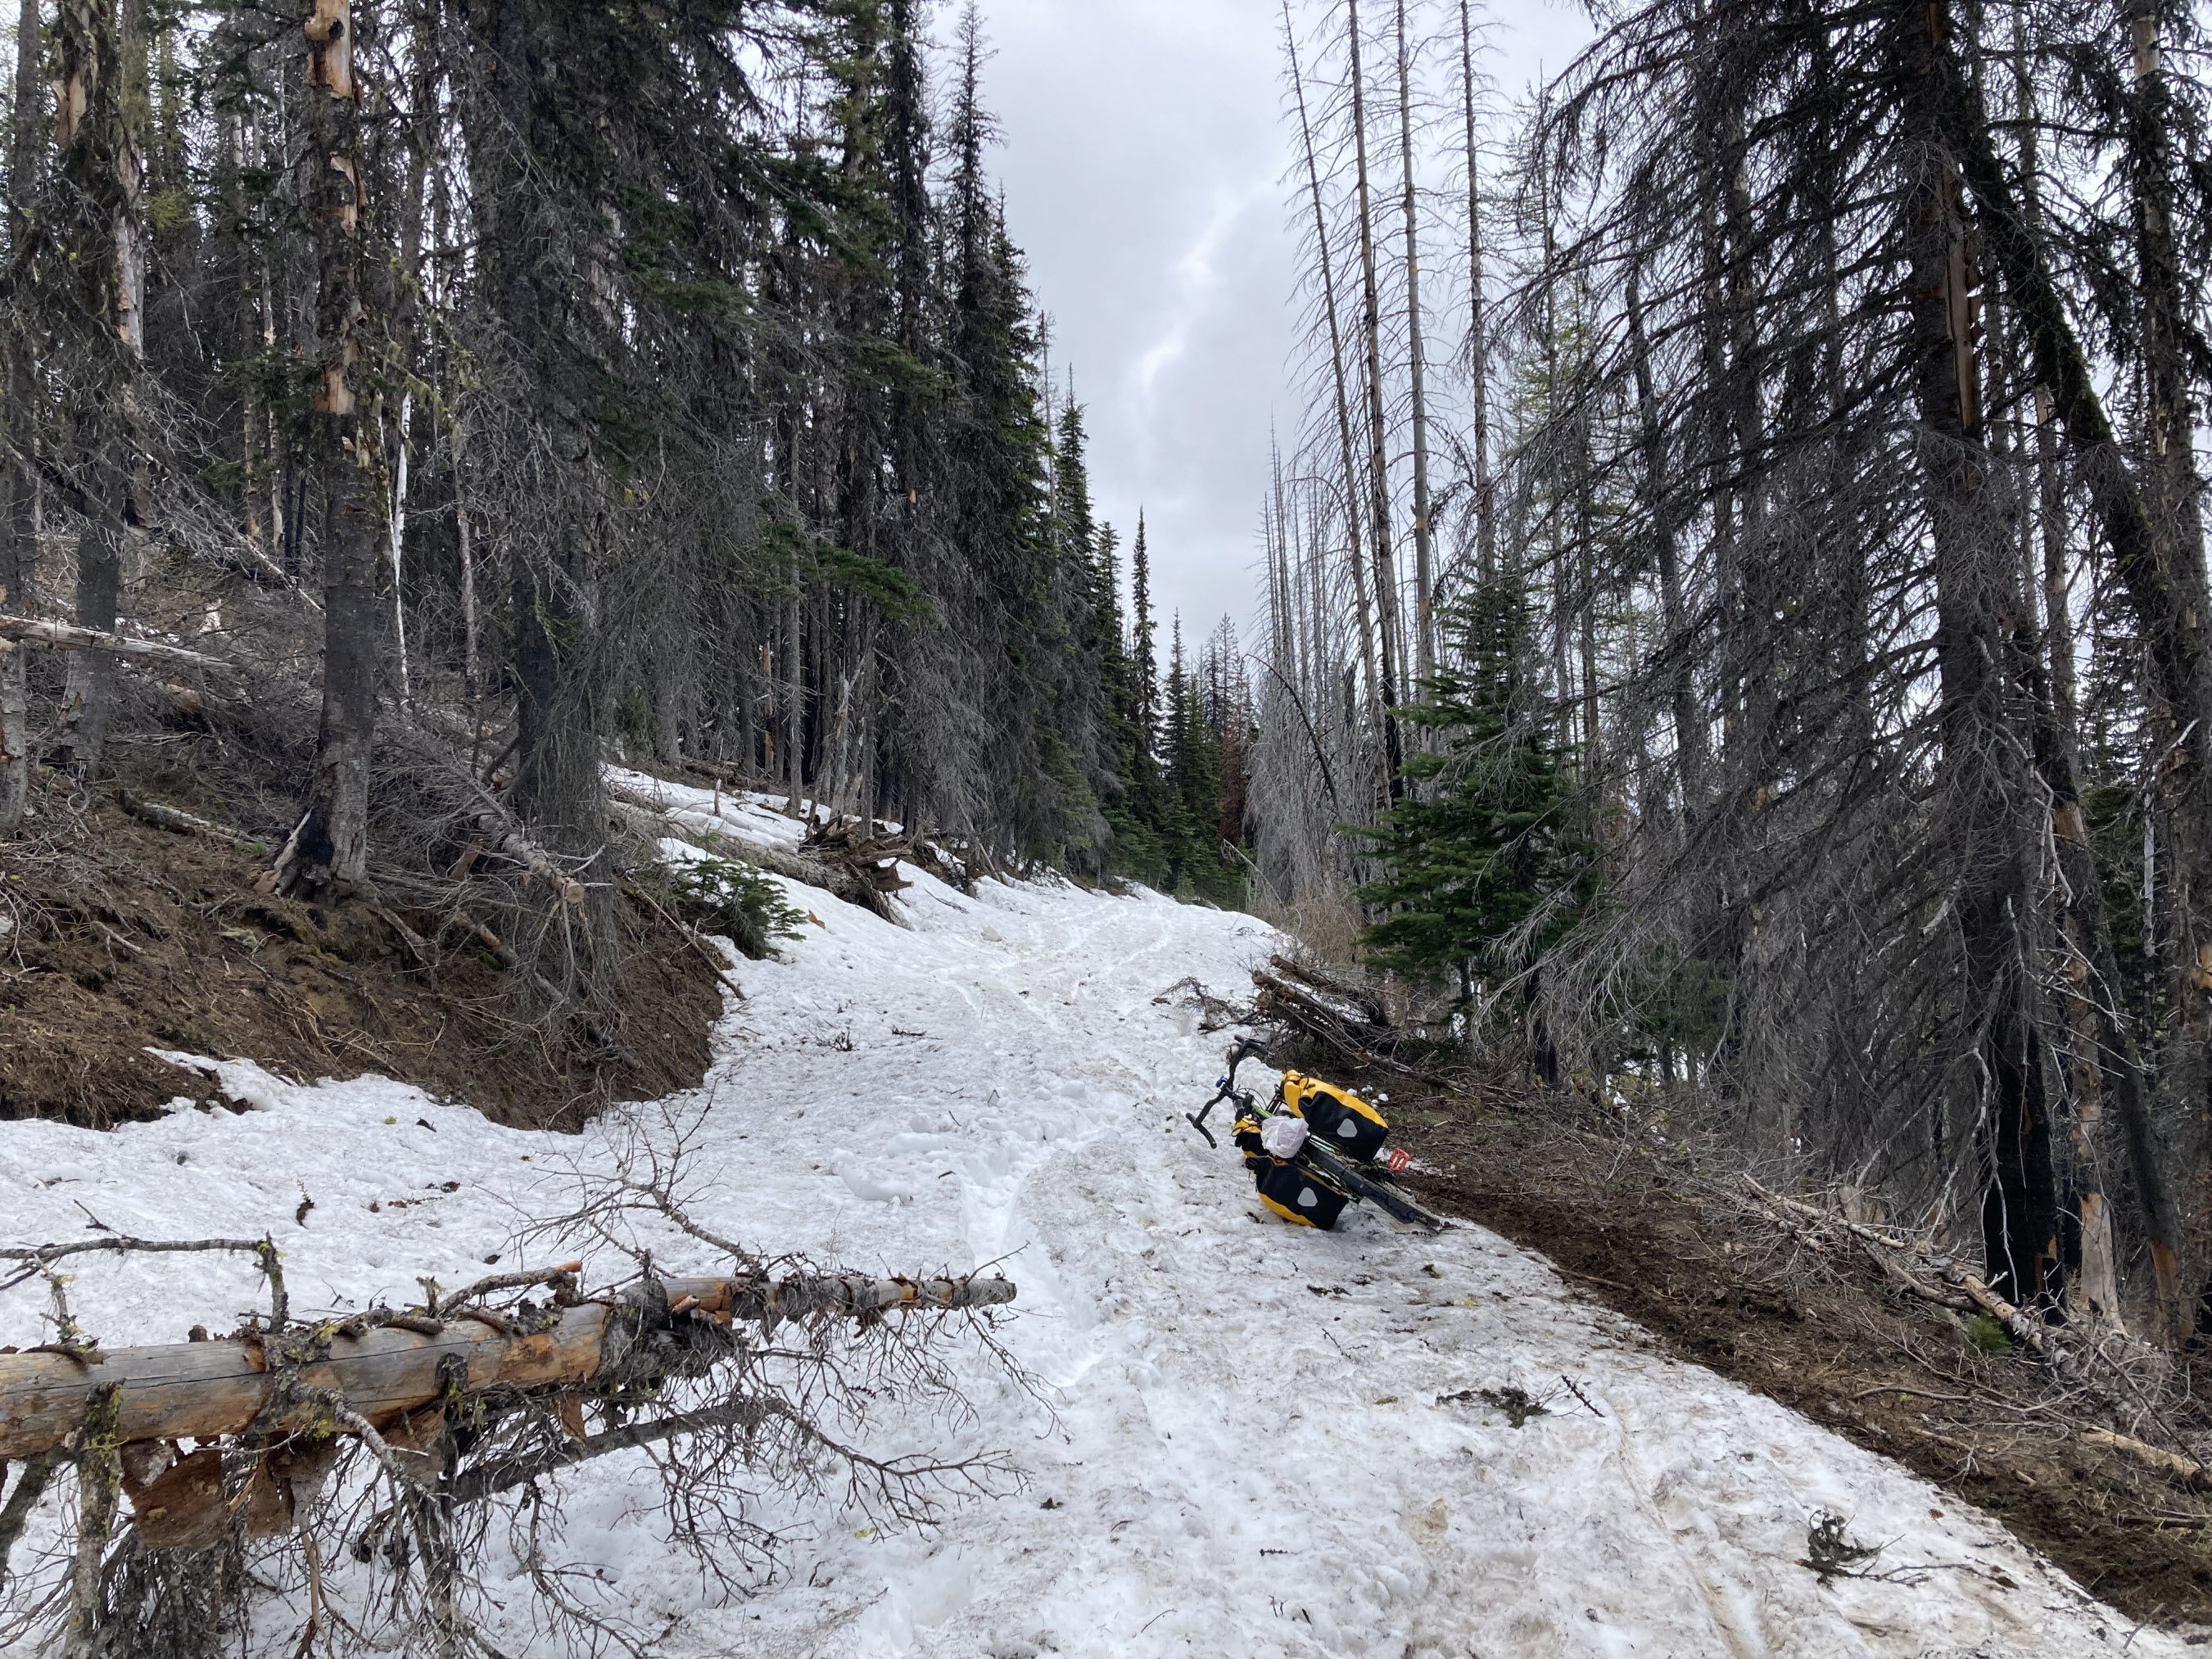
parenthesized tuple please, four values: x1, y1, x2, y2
(1187, 1037, 1272, 1149)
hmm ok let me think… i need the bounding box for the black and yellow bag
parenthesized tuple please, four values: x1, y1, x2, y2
(1233, 1112, 1352, 1228)
(1281, 1071, 1389, 1164)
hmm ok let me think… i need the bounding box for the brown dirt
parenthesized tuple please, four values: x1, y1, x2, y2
(1389, 1100, 2212, 1636)
(0, 780, 721, 1131)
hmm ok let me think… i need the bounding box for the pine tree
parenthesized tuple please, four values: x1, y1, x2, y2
(1100, 509, 1166, 884)
(1350, 583, 1585, 1006)
(1129, 511, 1159, 781)
(1159, 615, 1235, 901)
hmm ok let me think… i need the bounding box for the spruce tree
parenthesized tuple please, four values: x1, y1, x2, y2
(1350, 583, 1585, 1005)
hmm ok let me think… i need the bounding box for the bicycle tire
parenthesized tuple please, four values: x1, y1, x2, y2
(1297, 1141, 1446, 1232)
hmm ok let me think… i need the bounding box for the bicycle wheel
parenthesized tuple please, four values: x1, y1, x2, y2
(1298, 1142, 1446, 1231)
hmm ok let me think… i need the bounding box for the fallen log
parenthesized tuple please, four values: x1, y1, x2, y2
(1740, 1178, 2206, 1462)
(115, 789, 270, 855)
(0, 615, 235, 673)
(607, 784, 908, 924)
(0, 1268, 1015, 1460)
(2080, 1426, 2212, 1493)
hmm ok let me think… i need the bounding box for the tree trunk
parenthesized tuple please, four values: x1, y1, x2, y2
(0, 1270, 1016, 1462)
(453, 413, 479, 708)
(1395, 0, 1434, 687)
(2126, 0, 2212, 1322)
(1346, 0, 1404, 790)
(1988, 16, 2121, 1327)
(54, 0, 143, 778)
(1, 0, 43, 831)
(1907, 0, 2058, 1310)
(464, 0, 614, 1009)
(1283, 3, 1383, 798)
(278, 1, 382, 898)
(388, 389, 413, 704)
(1931, 18, 2195, 1337)
(0, 614, 231, 669)
(1627, 273, 1703, 816)
(387, 4, 434, 709)
(1457, 0, 1493, 587)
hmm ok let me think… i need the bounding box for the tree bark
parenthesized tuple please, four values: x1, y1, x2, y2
(1395, 0, 1434, 687)
(279, 0, 382, 899)
(1, 0, 43, 831)
(1346, 0, 1404, 791)
(1907, 0, 2059, 1310)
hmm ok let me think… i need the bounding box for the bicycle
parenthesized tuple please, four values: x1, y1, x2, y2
(1187, 1037, 1445, 1232)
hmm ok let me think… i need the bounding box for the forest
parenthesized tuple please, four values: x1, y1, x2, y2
(0, 0, 1256, 1104)
(1250, 0, 2212, 1354)
(4, 0, 2212, 1651)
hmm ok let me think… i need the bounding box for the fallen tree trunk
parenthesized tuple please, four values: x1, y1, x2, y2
(1741, 1178, 2201, 1460)
(606, 784, 908, 924)
(115, 789, 270, 854)
(0, 615, 235, 673)
(0, 1268, 1015, 1459)
(2079, 1426, 2212, 1493)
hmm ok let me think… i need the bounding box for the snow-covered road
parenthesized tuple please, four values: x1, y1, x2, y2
(0, 798, 2170, 1656)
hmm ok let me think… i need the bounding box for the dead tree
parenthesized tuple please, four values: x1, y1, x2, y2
(0, 1215, 1020, 1657)
(1, 0, 43, 834)
(1346, 0, 1405, 788)
(275, 2, 386, 900)
(1395, 0, 1436, 684)
(52, 0, 146, 776)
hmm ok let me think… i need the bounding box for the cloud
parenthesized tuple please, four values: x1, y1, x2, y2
(976, 0, 1592, 646)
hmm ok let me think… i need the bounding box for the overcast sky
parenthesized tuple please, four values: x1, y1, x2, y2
(974, 0, 1595, 650)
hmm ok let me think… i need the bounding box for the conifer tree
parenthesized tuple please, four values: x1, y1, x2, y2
(1350, 584, 1585, 1007)
(1129, 511, 1159, 776)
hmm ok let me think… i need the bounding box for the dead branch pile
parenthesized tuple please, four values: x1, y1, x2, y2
(1737, 1178, 2210, 1483)
(1251, 954, 1454, 1082)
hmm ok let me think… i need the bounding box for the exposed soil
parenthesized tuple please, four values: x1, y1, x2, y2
(0, 774, 721, 1132)
(1390, 1099, 2212, 1637)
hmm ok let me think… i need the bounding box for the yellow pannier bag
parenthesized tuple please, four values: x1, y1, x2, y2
(1280, 1071, 1389, 1164)
(1232, 1110, 1352, 1228)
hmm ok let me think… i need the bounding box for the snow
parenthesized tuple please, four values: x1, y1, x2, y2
(605, 765, 867, 848)
(0, 848, 2174, 1657)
